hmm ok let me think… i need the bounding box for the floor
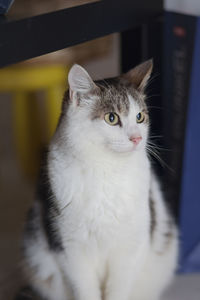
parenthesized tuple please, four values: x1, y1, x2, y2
(163, 274, 200, 300)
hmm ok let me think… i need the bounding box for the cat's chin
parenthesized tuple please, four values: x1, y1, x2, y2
(109, 144, 142, 154)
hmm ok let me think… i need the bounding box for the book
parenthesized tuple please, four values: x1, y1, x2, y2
(163, 0, 200, 273)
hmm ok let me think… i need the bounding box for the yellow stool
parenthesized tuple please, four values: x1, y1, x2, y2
(0, 65, 69, 178)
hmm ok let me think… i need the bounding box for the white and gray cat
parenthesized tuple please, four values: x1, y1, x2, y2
(22, 60, 178, 300)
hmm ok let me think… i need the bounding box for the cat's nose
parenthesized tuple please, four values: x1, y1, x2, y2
(129, 136, 142, 145)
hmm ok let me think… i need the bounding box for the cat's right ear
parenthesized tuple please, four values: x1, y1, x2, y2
(122, 59, 153, 93)
(68, 64, 97, 101)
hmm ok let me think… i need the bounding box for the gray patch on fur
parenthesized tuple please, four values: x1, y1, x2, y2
(149, 192, 156, 240)
(163, 218, 175, 246)
(91, 77, 148, 120)
(92, 78, 130, 117)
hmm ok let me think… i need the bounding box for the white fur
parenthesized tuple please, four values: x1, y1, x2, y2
(23, 74, 178, 300)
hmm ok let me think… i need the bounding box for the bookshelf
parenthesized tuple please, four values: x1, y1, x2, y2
(0, 0, 163, 68)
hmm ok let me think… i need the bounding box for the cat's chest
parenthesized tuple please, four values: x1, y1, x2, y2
(55, 154, 150, 241)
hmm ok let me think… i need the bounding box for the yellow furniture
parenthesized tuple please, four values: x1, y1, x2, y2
(0, 65, 68, 178)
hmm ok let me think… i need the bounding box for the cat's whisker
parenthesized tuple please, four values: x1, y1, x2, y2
(99, 79, 111, 89)
(146, 145, 175, 173)
(146, 105, 164, 110)
(145, 72, 160, 88)
(149, 135, 163, 138)
(60, 201, 72, 212)
(146, 146, 165, 166)
(145, 95, 161, 101)
(147, 146, 162, 159)
(147, 141, 171, 152)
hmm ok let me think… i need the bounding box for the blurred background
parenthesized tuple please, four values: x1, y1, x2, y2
(0, 0, 200, 299)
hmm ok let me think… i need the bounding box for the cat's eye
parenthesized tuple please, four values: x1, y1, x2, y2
(104, 113, 120, 126)
(136, 112, 145, 123)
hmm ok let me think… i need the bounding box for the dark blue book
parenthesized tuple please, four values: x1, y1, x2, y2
(163, 9, 200, 273)
(0, 0, 15, 14)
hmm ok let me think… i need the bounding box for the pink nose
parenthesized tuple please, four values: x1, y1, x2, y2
(129, 136, 142, 145)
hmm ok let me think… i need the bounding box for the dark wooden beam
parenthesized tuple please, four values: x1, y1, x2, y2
(0, 0, 163, 67)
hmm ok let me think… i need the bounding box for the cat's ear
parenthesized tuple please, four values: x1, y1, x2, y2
(68, 64, 97, 100)
(122, 59, 153, 92)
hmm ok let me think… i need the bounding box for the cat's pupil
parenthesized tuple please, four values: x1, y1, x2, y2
(137, 113, 141, 120)
(109, 113, 115, 122)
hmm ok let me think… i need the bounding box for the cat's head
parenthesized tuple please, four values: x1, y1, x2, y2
(60, 60, 152, 155)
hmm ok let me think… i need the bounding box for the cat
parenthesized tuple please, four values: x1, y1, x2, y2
(21, 60, 178, 300)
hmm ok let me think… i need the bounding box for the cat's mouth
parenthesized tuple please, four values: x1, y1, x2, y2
(108, 140, 142, 153)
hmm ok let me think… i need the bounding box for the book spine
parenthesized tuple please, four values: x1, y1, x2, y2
(162, 12, 197, 218)
(179, 17, 200, 273)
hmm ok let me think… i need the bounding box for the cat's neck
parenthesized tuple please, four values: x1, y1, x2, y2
(49, 137, 148, 174)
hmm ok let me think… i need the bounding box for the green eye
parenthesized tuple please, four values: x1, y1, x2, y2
(104, 112, 119, 126)
(136, 112, 145, 123)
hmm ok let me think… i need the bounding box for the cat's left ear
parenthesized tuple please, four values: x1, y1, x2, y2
(122, 59, 153, 93)
(68, 64, 98, 101)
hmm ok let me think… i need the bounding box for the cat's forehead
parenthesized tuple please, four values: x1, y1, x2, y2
(91, 78, 146, 119)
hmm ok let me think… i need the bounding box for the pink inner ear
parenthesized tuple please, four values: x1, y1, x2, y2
(69, 88, 73, 101)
